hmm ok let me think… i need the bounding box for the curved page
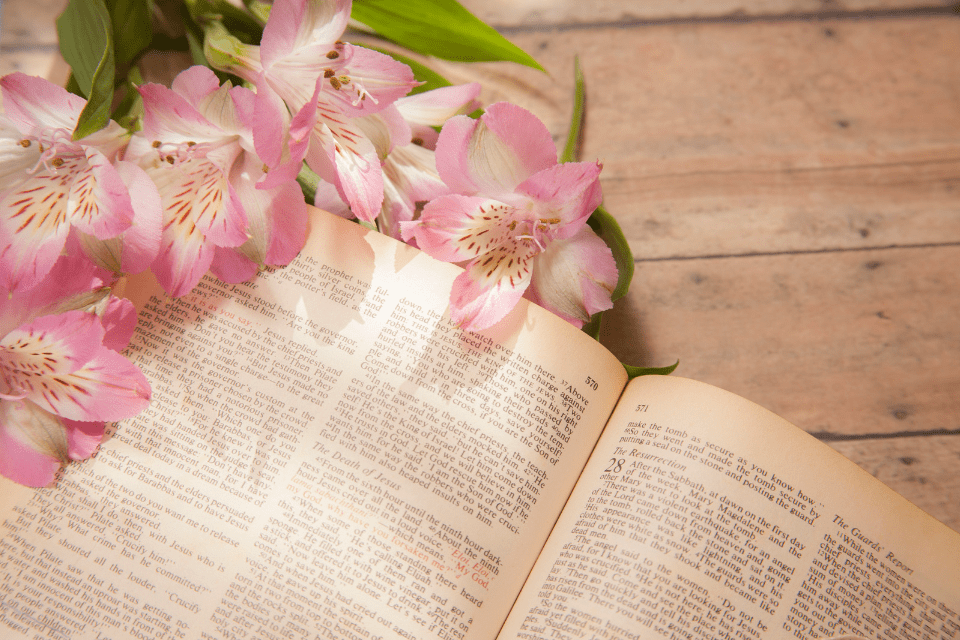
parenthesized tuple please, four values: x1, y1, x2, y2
(499, 375, 960, 640)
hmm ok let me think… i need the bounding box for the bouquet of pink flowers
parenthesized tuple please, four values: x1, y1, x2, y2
(0, 0, 654, 486)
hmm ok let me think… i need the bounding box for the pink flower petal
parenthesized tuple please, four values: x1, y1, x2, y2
(209, 246, 259, 284)
(314, 180, 353, 219)
(0, 73, 85, 134)
(516, 160, 603, 237)
(261, 182, 309, 266)
(260, 0, 351, 69)
(385, 143, 448, 203)
(433, 114, 483, 194)
(155, 156, 248, 246)
(378, 143, 448, 240)
(450, 240, 537, 331)
(0, 400, 105, 487)
(0, 169, 73, 293)
(1, 310, 104, 387)
(0, 254, 107, 336)
(0, 401, 65, 487)
(255, 75, 313, 188)
(526, 227, 617, 326)
(354, 106, 411, 159)
(252, 77, 294, 171)
(327, 46, 417, 118)
(69, 147, 135, 238)
(436, 102, 557, 196)
(405, 194, 517, 263)
(170, 65, 223, 109)
(65, 418, 105, 460)
(100, 296, 138, 352)
(60, 418, 106, 460)
(304, 115, 384, 222)
(396, 83, 482, 131)
(212, 157, 308, 279)
(77, 159, 162, 275)
(138, 82, 226, 144)
(151, 217, 216, 297)
(24, 346, 151, 422)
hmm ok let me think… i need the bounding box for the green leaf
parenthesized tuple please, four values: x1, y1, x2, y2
(588, 204, 634, 302)
(243, 0, 271, 24)
(57, 0, 113, 97)
(624, 360, 680, 379)
(57, 0, 116, 139)
(581, 313, 602, 340)
(105, 0, 152, 64)
(187, 28, 213, 68)
(351, 0, 543, 71)
(296, 163, 320, 205)
(187, 0, 264, 44)
(64, 73, 84, 98)
(112, 66, 145, 131)
(560, 57, 586, 164)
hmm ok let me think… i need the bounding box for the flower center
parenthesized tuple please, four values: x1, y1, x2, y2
(321, 44, 378, 107)
(511, 217, 562, 251)
(149, 137, 235, 167)
(21, 128, 76, 174)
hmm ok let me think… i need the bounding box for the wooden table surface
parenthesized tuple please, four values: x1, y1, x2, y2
(2, 0, 958, 533)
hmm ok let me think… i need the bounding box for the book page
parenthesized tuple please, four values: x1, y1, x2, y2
(0, 207, 628, 640)
(499, 375, 960, 640)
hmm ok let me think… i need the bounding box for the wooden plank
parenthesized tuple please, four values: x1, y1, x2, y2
(0, 0, 65, 47)
(600, 245, 960, 437)
(601, 151, 960, 260)
(432, 17, 960, 258)
(0, 0, 950, 48)
(458, 0, 955, 27)
(829, 436, 960, 533)
(0, 48, 61, 78)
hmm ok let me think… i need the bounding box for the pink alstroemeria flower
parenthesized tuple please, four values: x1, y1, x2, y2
(0, 255, 151, 487)
(402, 102, 618, 331)
(0, 73, 137, 294)
(126, 66, 306, 296)
(208, 0, 417, 221)
(315, 83, 482, 240)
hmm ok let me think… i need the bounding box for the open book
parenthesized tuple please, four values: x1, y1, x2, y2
(1, 208, 957, 640)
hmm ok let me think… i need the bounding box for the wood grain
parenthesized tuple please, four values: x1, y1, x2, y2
(600, 245, 960, 435)
(457, 0, 956, 28)
(429, 18, 960, 257)
(0, 0, 65, 47)
(829, 436, 960, 533)
(0, 48, 62, 78)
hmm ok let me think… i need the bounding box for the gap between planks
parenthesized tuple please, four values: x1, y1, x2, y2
(492, 5, 959, 34)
